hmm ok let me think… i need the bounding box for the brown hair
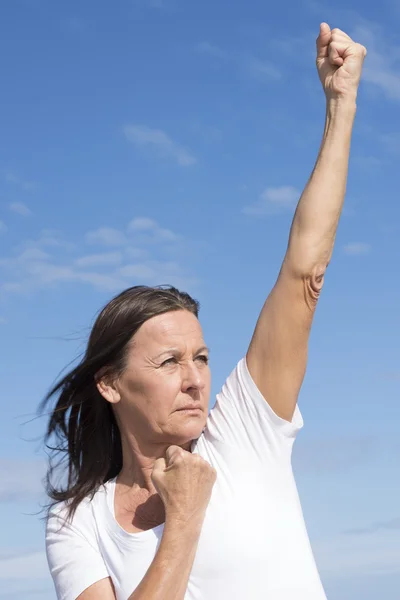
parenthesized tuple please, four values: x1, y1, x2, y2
(41, 285, 199, 519)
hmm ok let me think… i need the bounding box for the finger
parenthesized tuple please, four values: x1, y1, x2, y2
(316, 22, 331, 59)
(331, 27, 353, 43)
(328, 42, 345, 67)
(152, 457, 167, 475)
(165, 445, 184, 465)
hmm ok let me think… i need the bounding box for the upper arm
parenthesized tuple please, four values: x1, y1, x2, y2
(77, 578, 115, 600)
(246, 261, 324, 422)
(46, 504, 111, 600)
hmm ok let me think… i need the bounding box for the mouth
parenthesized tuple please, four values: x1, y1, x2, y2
(176, 406, 203, 413)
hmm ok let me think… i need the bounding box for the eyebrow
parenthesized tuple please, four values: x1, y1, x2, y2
(153, 346, 210, 360)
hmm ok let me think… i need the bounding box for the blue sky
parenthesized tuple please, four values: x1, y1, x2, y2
(0, 0, 399, 598)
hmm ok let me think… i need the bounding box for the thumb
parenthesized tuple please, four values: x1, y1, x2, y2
(152, 457, 167, 476)
(316, 22, 331, 59)
(165, 445, 184, 467)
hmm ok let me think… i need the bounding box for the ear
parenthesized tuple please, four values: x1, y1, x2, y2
(95, 369, 121, 405)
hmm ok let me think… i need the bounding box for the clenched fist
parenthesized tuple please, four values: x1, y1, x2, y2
(152, 446, 217, 526)
(316, 23, 367, 100)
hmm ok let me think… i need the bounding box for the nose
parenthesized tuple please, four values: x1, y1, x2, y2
(181, 360, 206, 394)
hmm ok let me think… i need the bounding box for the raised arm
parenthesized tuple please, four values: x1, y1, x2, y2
(246, 24, 367, 422)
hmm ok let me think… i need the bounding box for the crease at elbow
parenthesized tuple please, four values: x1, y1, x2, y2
(303, 264, 327, 310)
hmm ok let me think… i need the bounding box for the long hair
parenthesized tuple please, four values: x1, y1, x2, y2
(40, 285, 199, 520)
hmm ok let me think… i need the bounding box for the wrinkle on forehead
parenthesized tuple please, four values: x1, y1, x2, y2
(133, 311, 205, 354)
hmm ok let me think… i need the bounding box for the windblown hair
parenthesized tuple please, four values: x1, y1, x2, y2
(41, 285, 199, 519)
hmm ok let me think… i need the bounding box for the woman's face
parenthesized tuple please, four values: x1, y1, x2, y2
(102, 310, 211, 448)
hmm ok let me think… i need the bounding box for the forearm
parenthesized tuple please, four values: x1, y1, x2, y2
(128, 519, 201, 600)
(285, 96, 357, 276)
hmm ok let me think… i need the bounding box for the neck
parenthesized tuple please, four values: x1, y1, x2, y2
(117, 432, 192, 491)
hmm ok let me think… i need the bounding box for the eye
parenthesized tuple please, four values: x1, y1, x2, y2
(160, 357, 177, 367)
(196, 355, 209, 365)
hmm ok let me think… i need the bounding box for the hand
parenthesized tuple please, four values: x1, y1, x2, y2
(316, 23, 367, 101)
(152, 446, 216, 526)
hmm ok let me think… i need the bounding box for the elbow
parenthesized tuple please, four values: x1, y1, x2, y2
(303, 263, 327, 309)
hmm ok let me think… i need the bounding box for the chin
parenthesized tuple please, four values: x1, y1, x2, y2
(171, 417, 207, 445)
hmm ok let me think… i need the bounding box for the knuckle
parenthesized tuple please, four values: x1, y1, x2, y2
(191, 454, 204, 465)
(174, 453, 184, 464)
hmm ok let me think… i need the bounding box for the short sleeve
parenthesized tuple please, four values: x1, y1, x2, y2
(202, 357, 304, 461)
(46, 501, 110, 600)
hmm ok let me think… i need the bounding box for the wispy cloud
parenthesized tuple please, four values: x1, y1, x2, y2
(86, 227, 128, 247)
(0, 220, 7, 233)
(0, 218, 198, 296)
(344, 517, 400, 536)
(196, 42, 283, 83)
(74, 252, 123, 268)
(343, 242, 371, 256)
(352, 24, 400, 102)
(2, 170, 35, 191)
(243, 185, 299, 216)
(129, 217, 180, 242)
(9, 202, 32, 217)
(196, 41, 228, 60)
(123, 125, 197, 167)
(245, 58, 282, 82)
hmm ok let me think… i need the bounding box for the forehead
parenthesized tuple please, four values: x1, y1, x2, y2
(133, 310, 204, 351)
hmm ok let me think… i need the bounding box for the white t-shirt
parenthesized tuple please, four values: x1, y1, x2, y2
(46, 358, 327, 600)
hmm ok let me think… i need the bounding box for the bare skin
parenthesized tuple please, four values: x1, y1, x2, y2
(78, 23, 367, 600)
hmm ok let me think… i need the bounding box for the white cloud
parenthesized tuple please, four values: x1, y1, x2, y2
(1, 217, 197, 295)
(124, 125, 197, 167)
(75, 252, 122, 268)
(245, 58, 282, 81)
(196, 41, 284, 85)
(343, 242, 371, 256)
(118, 263, 157, 280)
(86, 227, 128, 247)
(2, 170, 35, 191)
(0, 220, 7, 233)
(195, 41, 228, 60)
(243, 185, 299, 216)
(129, 217, 179, 242)
(125, 247, 149, 260)
(19, 248, 51, 262)
(352, 24, 400, 102)
(9, 202, 32, 217)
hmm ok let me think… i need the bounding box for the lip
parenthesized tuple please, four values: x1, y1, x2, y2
(176, 406, 203, 412)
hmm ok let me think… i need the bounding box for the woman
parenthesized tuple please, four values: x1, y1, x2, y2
(44, 24, 366, 600)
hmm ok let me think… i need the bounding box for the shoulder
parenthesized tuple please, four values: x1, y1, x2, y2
(46, 484, 109, 545)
